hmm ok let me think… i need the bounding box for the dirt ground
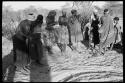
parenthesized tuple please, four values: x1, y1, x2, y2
(2, 37, 123, 82)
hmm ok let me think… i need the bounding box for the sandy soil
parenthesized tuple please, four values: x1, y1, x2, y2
(2, 37, 123, 82)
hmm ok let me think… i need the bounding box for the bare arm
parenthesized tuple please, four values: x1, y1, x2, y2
(98, 17, 103, 33)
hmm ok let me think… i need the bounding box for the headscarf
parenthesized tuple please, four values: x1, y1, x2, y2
(104, 9, 109, 13)
(30, 14, 43, 33)
(35, 15, 43, 24)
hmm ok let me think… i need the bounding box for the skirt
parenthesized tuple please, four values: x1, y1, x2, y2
(28, 33, 43, 61)
(92, 29, 100, 45)
(58, 25, 68, 44)
(43, 29, 58, 47)
(12, 34, 30, 68)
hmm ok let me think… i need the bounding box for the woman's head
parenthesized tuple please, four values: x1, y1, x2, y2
(62, 10, 66, 16)
(36, 14, 43, 25)
(71, 9, 77, 16)
(30, 14, 43, 33)
(48, 10, 56, 17)
(104, 9, 109, 15)
(113, 17, 119, 24)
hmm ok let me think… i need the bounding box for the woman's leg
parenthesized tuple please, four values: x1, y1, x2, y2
(67, 26, 72, 46)
(110, 42, 114, 51)
(99, 42, 104, 55)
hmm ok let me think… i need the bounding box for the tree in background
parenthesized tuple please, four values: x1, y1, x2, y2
(72, 1, 94, 32)
(2, 5, 40, 40)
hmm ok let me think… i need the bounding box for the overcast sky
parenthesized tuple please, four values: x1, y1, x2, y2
(3, 1, 70, 11)
(3, 1, 122, 11)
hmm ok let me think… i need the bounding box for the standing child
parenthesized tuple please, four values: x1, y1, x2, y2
(113, 17, 122, 45)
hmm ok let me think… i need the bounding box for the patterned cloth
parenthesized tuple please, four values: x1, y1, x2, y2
(91, 19, 100, 45)
(42, 28, 59, 47)
(58, 15, 69, 44)
(58, 25, 69, 44)
(44, 10, 58, 47)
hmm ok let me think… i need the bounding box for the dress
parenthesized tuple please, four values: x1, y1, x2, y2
(45, 15, 59, 47)
(91, 19, 100, 45)
(99, 14, 116, 49)
(58, 16, 69, 44)
(28, 32, 43, 61)
(68, 15, 82, 43)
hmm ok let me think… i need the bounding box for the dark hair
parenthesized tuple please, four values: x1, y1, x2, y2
(30, 14, 43, 33)
(36, 15, 43, 24)
(71, 9, 77, 14)
(114, 17, 119, 21)
(104, 9, 109, 13)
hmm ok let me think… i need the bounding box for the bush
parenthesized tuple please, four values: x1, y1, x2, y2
(2, 23, 17, 40)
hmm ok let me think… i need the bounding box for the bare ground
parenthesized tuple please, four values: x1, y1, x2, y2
(2, 37, 123, 82)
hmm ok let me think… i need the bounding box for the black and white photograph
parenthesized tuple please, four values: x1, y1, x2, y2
(2, 1, 123, 82)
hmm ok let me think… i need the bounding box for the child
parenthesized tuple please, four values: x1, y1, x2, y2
(113, 17, 122, 45)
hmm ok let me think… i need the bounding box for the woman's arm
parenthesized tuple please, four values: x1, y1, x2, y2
(98, 17, 103, 33)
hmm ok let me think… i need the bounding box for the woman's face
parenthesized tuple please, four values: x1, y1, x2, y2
(62, 11, 66, 16)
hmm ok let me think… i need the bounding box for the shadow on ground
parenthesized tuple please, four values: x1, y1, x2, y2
(2, 50, 16, 82)
(29, 46, 51, 82)
(3, 46, 51, 82)
(112, 44, 123, 54)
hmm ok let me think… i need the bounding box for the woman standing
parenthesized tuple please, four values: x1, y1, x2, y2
(58, 10, 69, 53)
(68, 10, 83, 47)
(91, 12, 100, 48)
(45, 10, 58, 54)
(12, 14, 44, 68)
(99, 9, 115, 55)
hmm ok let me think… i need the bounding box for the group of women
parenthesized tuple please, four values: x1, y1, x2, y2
(12, 8, 122, 69)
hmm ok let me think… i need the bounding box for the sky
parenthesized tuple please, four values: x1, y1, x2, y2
(3, 1, 69, 11)
(3, 1, 122, 11)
